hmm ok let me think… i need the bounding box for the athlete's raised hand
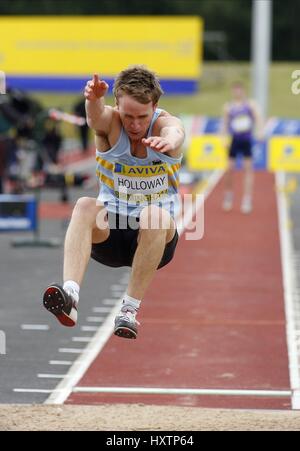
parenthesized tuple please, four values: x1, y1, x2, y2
(142, 136, 174, 153)
(84, 74, 109, 101)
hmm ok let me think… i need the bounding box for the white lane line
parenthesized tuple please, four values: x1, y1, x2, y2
(21, 324, 50, 331)
(49, 361, 73, 366)
(14, 389, 63, 394)
(58, 348, 84, 354)
(111, 284, 126, 291)
(102, 299, 118, 306)
(45, 301, 122, 404)
(110, 292, 125, 298)
(37, 374, 68, 379)
(45, 170, 223, 405)
(72, 386, 292, 398)
(80, 326, 99, 332)
(177, 170, 224, 234)
(92, 307, 112, 313)
(276, 172, 300, 410)
(86, 316, 105, 323)
(72, 337, 92, 343)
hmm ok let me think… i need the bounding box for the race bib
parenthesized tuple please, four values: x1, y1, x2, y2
(113, 163, 169, 205)
(231, 114, 252, 133)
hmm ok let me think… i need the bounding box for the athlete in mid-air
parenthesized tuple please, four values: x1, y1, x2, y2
(221, 81, 263, 214)
(42, 65, 185, 339)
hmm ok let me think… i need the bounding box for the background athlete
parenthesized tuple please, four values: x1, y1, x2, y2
(42, 65, 185, 339)
(221, 81, 264, 214)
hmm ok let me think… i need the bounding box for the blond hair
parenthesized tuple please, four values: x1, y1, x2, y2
(113, 65, 163, 105)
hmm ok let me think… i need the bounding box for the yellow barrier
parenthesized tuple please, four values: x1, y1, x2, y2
(187, 135, 228, 171)
(0, 16, 202, 78)
(188, 134, 300, 173)
(268, 136, 300, 172)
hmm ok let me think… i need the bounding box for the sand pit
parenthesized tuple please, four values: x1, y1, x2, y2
(0, 404, 300, 431)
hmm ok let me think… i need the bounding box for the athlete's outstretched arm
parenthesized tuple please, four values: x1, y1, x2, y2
(142, 116, 185, 158)
(84, 74, 114, 136)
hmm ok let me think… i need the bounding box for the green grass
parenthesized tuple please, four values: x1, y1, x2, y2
(162, 62, 300, 118)
(31, 62, 300, 138)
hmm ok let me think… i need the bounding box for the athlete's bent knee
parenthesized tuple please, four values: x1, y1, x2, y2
(72, 197, 98, 223)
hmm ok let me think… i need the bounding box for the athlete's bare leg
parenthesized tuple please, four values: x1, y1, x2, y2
(126, 205, 176, 300)
(113, 205, 176, 339)
(241, 157, 254, 213)
(224, 158, 235, 192)
(243, 157, 254, 199)
(223, 158, 235, 211)
(43, 197, 109, 327)
(63, 197, 109, 286)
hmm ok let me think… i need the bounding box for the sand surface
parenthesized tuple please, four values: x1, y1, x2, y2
(1, 404, 300, 431)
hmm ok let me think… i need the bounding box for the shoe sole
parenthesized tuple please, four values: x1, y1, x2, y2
(43, 285, 76, 327)
(114, 326, 137, 339)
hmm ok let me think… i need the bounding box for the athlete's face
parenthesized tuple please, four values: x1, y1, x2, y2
(117, 95, 156, 141)
(232, 85, 246, 101)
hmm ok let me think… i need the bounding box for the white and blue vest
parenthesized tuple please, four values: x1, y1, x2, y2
(96, 109, 182, 219)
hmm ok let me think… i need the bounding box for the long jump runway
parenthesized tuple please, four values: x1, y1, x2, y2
(65, 171, 295, 411)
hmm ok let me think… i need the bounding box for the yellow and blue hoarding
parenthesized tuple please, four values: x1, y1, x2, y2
(187, 135, 228, 171)
(268, 136, 300, 172)
(188, 135, 267, 171)
(186, 117, 300, 173)
(0, 16, 202, 94)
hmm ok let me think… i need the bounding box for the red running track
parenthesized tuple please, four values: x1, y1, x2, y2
(67, 171, 291, 410)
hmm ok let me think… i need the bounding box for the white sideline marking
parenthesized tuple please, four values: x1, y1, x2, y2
(81, 326, 99, 332)
(111, 284, 125, 291)
(14, 389, 63, 394)
(177, 170, 223, 234)
(72, 386, 292, 398)
(276, 172, 300, 410)
(58, 348, 84, 354)
(38, 374, 68, 379)
(111, 292, 125, 298)
(45, 301, 122, 404)
(21, 324, 50, 331)
(92, 307, 112, 313)
(72, 337, 92, 343)
(86, 316, 105, 323)
(102, 299, 118, 306)
(49, 361, 73, 366)
(45, 170, 223, 405)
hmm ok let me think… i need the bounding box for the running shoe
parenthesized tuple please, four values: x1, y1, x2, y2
(222, 192, 234, 212)
(241, 196, 253, 214)
(43, 284, 78, 327)
(114, 306, 140, 339)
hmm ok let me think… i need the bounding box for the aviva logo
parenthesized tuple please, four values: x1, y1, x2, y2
(284, 146, 294, 157)
(204, 144, 214, 155)
(114, 163, 167, 177)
